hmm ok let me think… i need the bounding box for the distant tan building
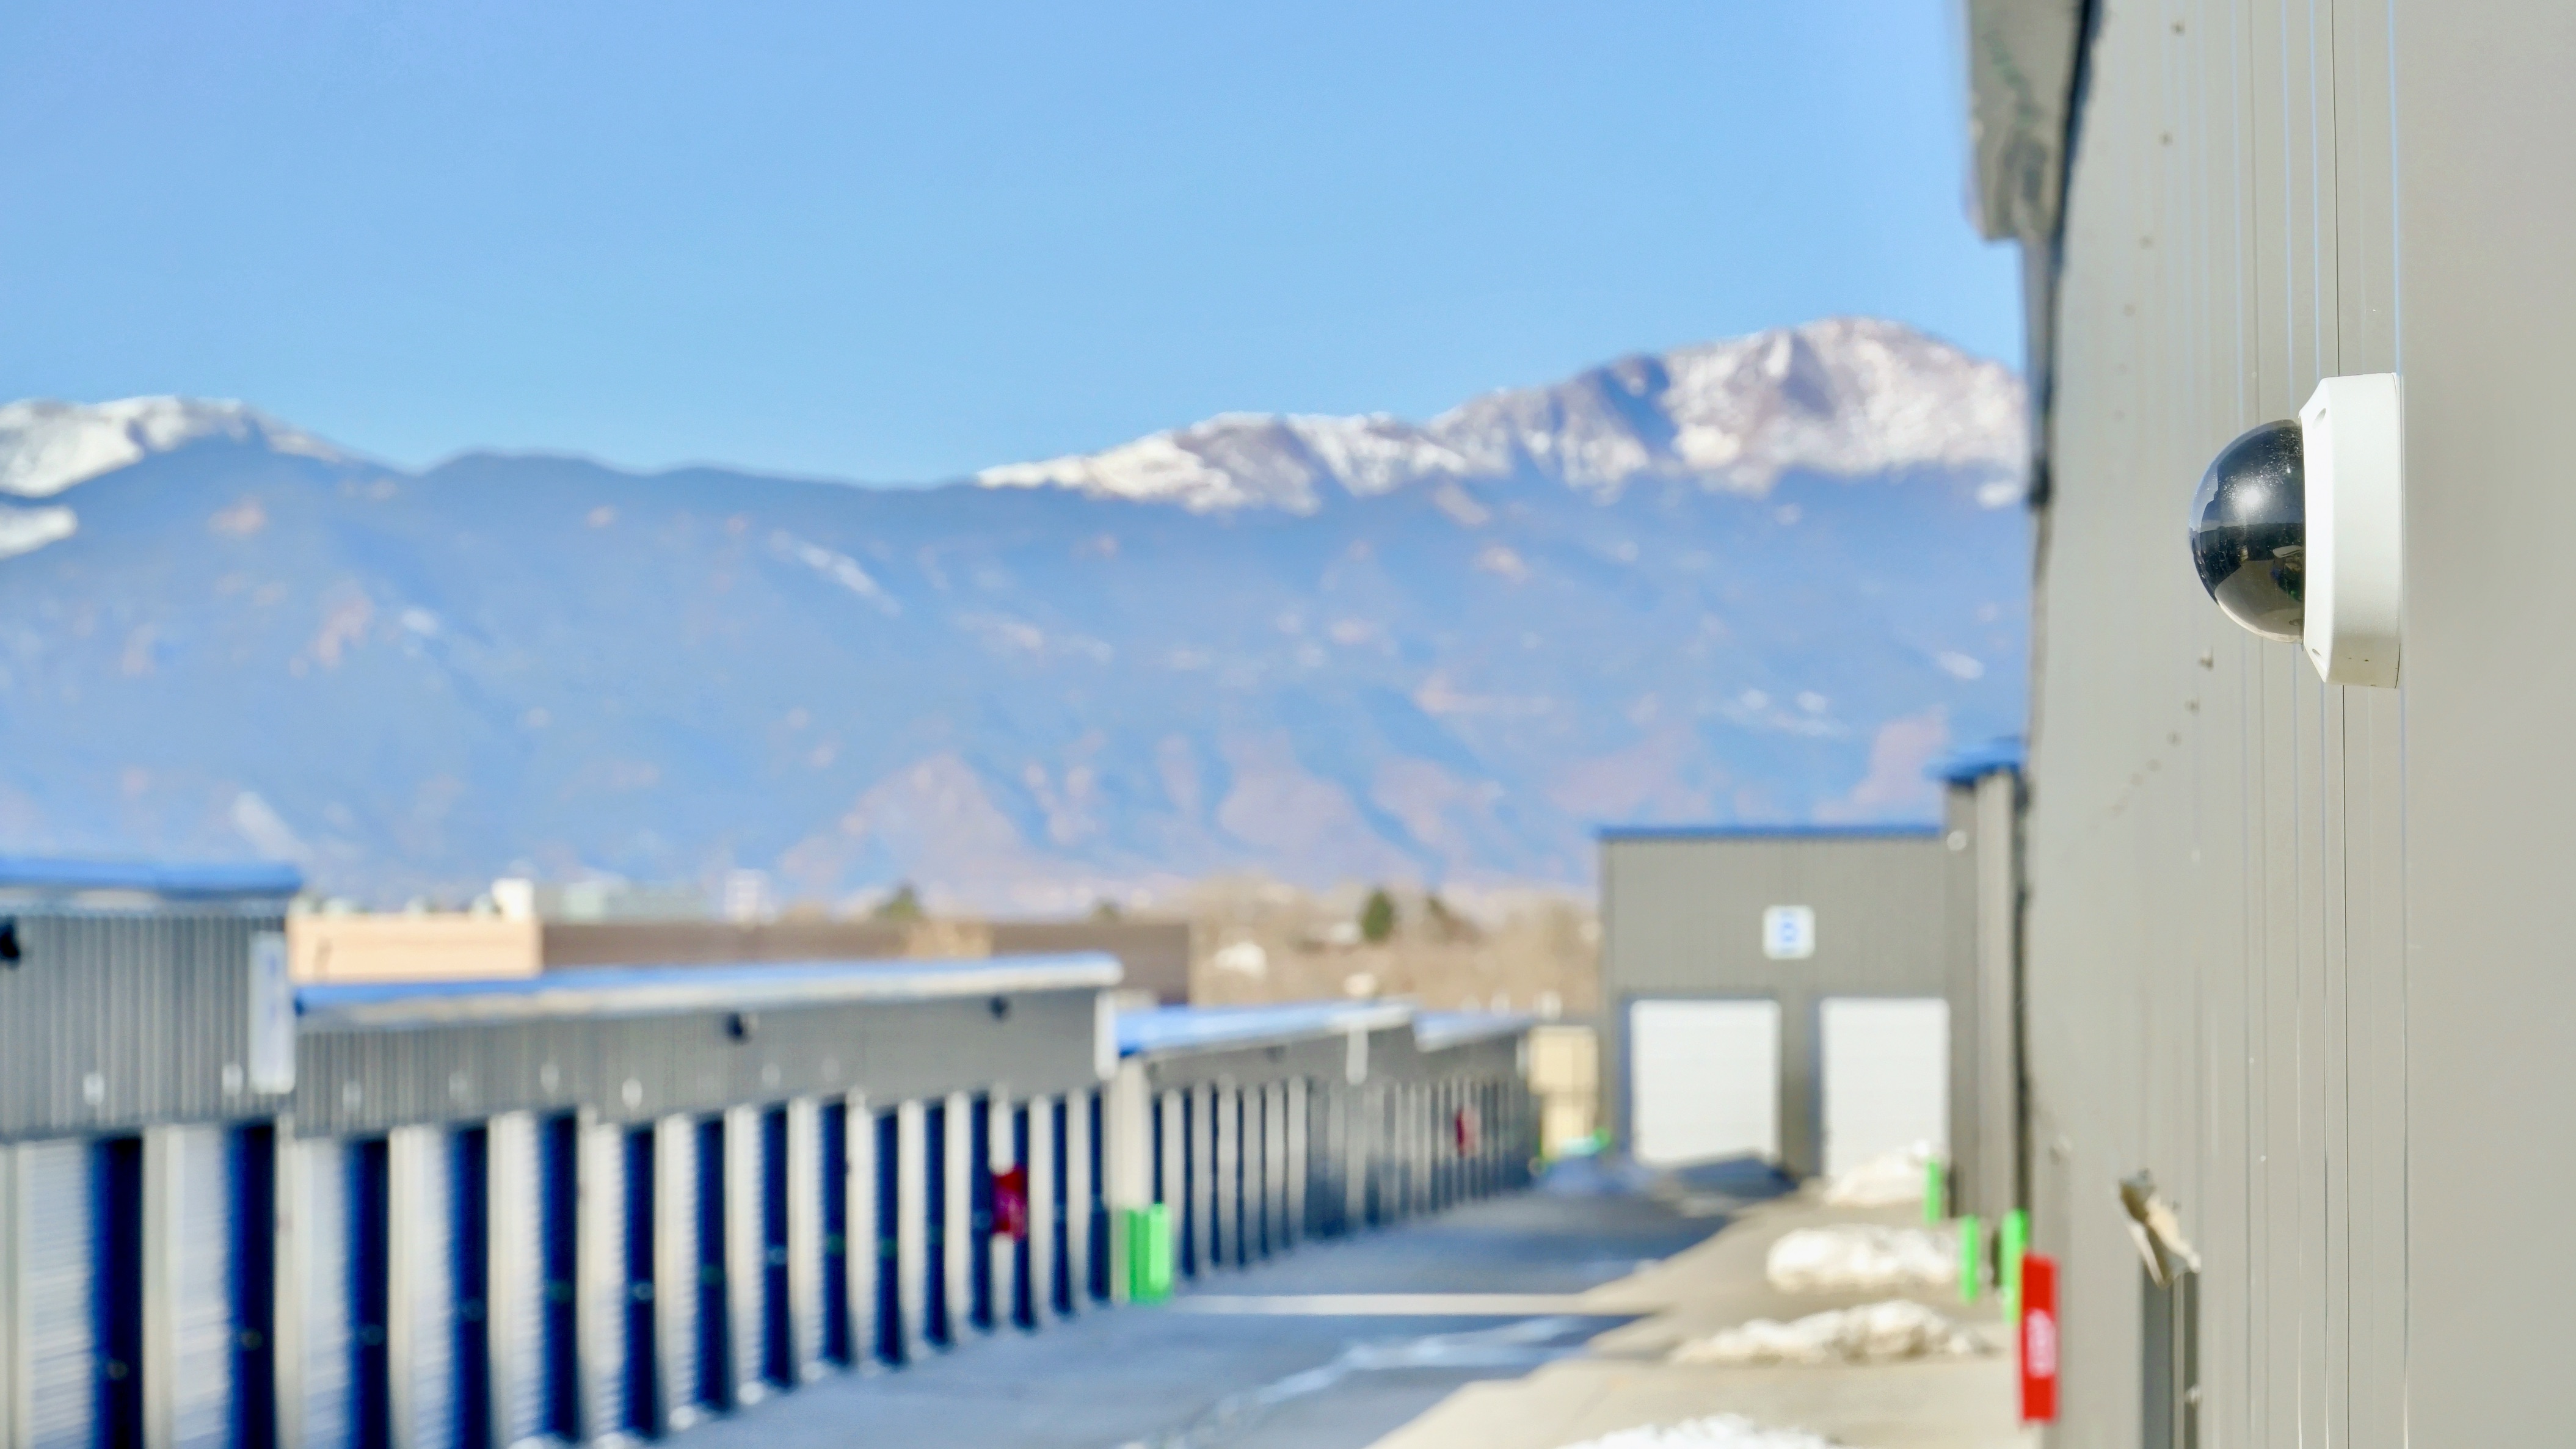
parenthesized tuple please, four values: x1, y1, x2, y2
(286, 912, 541, 983)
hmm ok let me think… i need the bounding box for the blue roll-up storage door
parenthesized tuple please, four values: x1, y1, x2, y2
(872, 1111, 900, 1364)
(298, 1137, 352, 1449)
(1087, 1094, 1109, 1301)
(819, 1103, 850, 1366)
(1050, 1099, 1072, 1316)
(537, 1116, 581, 1443)
(1010, 1107, 1033, 1329)
(614, 1126, 655, 1439)
(233, 1126, 280, 1449)
(452, 1128, 490, 1449)
(967, 1097, 991, 1332)
(921, 1104, 947, 1348)
(169, 1127, 238, 1448)
(692, 1118, 729, 1413)
(760, 1108, 791, 1387)
(351, 1139, 392, 1449)
(96, 1138, 146, 1448)
(21, 1140, 95, 1449)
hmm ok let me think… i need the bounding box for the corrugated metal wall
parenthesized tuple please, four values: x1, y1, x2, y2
(0, 912, 282, 1138)
(293, 990, 1104, 1138)
(2035, 0, 2404, 1436)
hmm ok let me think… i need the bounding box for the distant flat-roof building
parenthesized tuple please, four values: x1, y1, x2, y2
(1599, 752, 2020, 1213)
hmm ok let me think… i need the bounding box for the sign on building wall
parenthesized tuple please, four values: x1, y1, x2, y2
(249, 931, 297, 1094)
(1761, 905, 1815, 960)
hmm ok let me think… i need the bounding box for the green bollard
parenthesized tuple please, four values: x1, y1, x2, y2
(1958, 1213, 1982, 1302)
(1923, 1157, 1948, 1224)
(1999, 1208, 2028, 1319)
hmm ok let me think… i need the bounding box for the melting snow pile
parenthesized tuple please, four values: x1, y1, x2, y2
(1554, 1414, 1844, 1449)
(1766, 1225, 1955, 1293)
(1670, 1300, 1985, 1367)
(1817, 1143, 1933, 1207)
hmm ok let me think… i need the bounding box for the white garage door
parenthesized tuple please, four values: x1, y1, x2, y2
(1628, 999, 1780, 1166)
(1820, 998, 1950, 1177)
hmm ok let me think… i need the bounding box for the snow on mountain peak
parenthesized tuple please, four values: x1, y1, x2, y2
(975, 318, 2026, 512)
(0, 397, 343, 499)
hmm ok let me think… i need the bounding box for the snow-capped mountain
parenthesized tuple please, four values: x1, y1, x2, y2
(0, 319, 2028, 910)
(979, 318, 2026, 512)
(0, 396, 340, 498)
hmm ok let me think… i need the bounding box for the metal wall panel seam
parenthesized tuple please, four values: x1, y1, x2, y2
(651, 1117, 696, 1432)
(141, 1128, 176, 1449)
(0, 1142, 18, 1449)
(941, 1092, 971, 1349)
(893, 1101, 925, 1364)
(983, 1091, 1013, 1335)
(1284, 1080, 1306, 1250)
(722, 1106, 762, 1403)
(785, 1097, 822, 1384)
(842, 1095, 875, 1368)
(1026, 1095, 1056, 1326)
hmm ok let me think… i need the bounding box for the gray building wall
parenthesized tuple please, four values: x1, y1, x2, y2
(2000, 1, 2576, 1443)
(1600, 821, 1991, 1191)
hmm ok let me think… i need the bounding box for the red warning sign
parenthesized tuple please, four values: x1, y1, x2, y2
(2019, 1253, 2059, 1423)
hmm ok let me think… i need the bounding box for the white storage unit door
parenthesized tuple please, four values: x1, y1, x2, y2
(1819, 997, 1951, 1177)
(169, 1127, 239, 1447)
(488, 1116, 547, 1449)
(298, 1136, 353, 1449)
(21, 1141, 96, 1449)
(1628, 998, 1781, 1167)
(399, 1128, 458, 1449)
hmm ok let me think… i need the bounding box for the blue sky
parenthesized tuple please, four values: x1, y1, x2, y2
(0, 2, 2018, 483)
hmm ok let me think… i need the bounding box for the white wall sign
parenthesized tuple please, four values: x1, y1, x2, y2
(1761, 905, 1816, 960)
(248, 931, 296, 1094)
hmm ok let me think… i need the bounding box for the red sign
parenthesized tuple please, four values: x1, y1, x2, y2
(995, 1167, 1030, 1241)
(2020, 1254, 2059, 1422)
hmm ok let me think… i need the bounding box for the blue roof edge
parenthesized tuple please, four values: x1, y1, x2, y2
(1927, 735, 2026, 785)
(0, 857, 305, 900)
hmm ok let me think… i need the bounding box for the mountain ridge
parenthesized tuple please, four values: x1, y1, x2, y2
(0, 318, 2029, 911)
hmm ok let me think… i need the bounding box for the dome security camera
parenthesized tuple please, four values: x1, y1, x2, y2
(2186, 374, 2404, 688)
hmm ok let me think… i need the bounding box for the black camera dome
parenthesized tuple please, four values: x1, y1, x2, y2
(2189, 418, 2306, 641)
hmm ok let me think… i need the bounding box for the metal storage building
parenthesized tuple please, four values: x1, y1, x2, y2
(0, 860, 1543, 1449)
(1102, 1003, 1537, 1288)
(1962, 0, 2576, 1441)
(1598, 754, 2020, 1212)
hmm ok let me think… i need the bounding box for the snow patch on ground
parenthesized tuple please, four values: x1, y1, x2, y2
(1817, 1142, 1934, 1207)
(1669, 1299, 1986, 1367)
(1766, 1225, 1956, 1294)
(1554, 1413, 1844, 1449)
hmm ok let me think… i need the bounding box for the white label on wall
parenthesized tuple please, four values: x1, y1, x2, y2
(1761, 906, 1816, 961)
(248, 931, 297, 1094)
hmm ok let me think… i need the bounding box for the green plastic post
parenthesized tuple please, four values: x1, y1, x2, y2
(1924, 1157, 1947, 1223)
(1999, 1208, 2029, 1319)
(1142, 1203, 1174, 1302)
(1958, 1213, 1982, 1302)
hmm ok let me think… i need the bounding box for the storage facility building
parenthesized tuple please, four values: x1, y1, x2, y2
(1599, 754, 2020, 1214)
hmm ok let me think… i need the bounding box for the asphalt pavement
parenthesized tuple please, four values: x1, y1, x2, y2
(680, 1162, 1761, 1449)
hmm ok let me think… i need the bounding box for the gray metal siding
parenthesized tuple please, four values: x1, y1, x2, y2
(0, 912, 284, 1140)
(2021, 0, 2431, 1442)
(293, 989, 1104, 1139)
